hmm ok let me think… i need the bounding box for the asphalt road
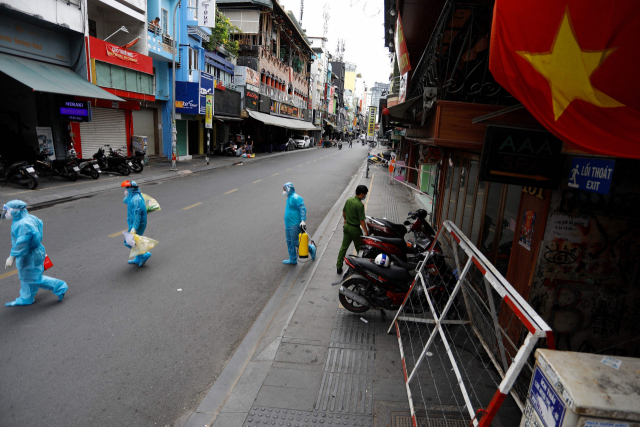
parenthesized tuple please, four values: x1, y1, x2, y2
(0, 143, 368, 427)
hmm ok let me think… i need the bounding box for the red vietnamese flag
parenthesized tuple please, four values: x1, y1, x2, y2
(489, 1, 640, 158)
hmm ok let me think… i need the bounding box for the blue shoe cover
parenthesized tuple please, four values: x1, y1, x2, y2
(138, 252, 152, 267)
(282, 259, 297, 265)
(57, 284, 69, 301)
(5, 299, 33, 307)
(128, 256, 141, 265)
(309, 243, 317, 261)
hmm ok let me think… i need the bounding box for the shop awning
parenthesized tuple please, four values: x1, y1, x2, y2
(0, 53, 123, 102)
(323, 119, 336, 127)
(387, 96, 422, 123)
(248, 110, 319, 131)
(214, 115, 243, 122)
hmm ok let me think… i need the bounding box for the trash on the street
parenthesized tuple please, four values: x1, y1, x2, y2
(142, 193, 161, 213)
(129, 234, 159, 258)
(177, 288, 182, 292)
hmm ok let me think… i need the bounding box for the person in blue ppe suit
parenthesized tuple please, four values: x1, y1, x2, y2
(3, 200, 68, 307)
(122, 180, 152, 266)
(282, 182, 316, 264)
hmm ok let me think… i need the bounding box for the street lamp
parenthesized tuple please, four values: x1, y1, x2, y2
(104, 26, 129, 42)
(171, 0, 181, 171)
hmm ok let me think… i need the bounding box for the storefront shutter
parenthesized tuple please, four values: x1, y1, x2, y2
(79, 107, 127, 158)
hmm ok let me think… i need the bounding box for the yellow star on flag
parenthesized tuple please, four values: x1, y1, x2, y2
(518, 10, 624, 121)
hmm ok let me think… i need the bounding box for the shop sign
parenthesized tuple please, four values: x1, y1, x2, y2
(398, 72, 408, 103)
(175, 81, 199, 114)
(277, 102, 299, 118)
(0, 14, 70, 66)
(197, 0, 214, 27)
(479, 126, 563, 189)
(367, 107, 377, 137)
(59, 101, 91, 122)
(214, 87, 241, 117)
(106, 43, 138, 63)
(567, 157, 615, 194)
(199, 71, 214, 115)
(259, 94, 271, 114)
(205, 94, 213, 129)
(245, 88, 259, 110)
(394, 127, 407, 136)
(234, 66, 261, 88)
(395, 15, 411, 75)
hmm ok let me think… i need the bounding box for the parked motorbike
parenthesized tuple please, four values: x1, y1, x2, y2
(332, 251, 456, 314)
(68, 147, 100, 179)
(367, 209, 436, 240)
(110, 146, 143, 173)
(128, 144, 145, 172)
(360, 234, 434, 262)
(0, 155, 38, 190)
(93, 146, 131, 176)
(34, 149, 79, 182)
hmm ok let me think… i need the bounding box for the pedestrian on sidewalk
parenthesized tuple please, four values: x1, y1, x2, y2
(3, 200, 68, 306)
(336, 185, 369, 274)
(122, 181, 152, 267)
(282, 182, 316, 264)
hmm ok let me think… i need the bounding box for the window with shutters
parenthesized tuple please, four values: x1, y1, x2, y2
(94, 61, 155, 95)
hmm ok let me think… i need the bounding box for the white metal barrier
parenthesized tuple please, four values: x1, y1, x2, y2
(388, 220, 555, 427)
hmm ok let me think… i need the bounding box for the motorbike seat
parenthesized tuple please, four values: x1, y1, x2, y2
(375, 219, 407, 237)
(350, 257, 412, 283)
(367, 235, 407, 249)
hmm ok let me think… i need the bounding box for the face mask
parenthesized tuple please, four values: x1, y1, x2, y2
(283, 191, 288, 197)
(124, 189, 129, 197)
(4, 209, 12, 220)
(361, 195, 367, 201)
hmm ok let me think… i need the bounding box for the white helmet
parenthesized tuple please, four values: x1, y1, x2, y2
(374, 253, 391, 267)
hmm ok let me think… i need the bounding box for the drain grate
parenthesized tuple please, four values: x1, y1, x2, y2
(244, 407, 373, 427)
(394, 414, 469, 427)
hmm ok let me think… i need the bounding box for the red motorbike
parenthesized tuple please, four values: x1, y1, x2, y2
(332, 251, 456, 314)
(366, 209, 436, 240)
(360, 234, 436, 262)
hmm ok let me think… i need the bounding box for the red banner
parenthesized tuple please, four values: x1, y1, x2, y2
(395, 15, 411, 76)
(489, 0, 640, 158)
(106, 43, 138, 63)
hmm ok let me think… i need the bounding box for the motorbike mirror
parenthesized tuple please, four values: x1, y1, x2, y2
(403, 220, 411, 226)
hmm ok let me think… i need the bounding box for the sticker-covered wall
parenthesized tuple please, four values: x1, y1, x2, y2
(528, 158, 640, 356)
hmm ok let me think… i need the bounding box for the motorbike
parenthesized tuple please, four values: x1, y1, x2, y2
(93, 146, 131, 176)
(338, 140, 343, 150)
(129, 144, 146, 172)
(0, 155, 38, 190)
(34, 149, 79, 182)
(367, 209, 436, 240)
(68, 146, 101, 179)
(332, 251, 457, 314)
(110, 146, 143, 173)
(360, 234, 434, 262)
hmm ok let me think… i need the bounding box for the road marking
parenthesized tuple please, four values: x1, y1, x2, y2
(0, 270, 18, 280)
(313, 159, 317, 162)
(306, 162, 310, 164)
(272, 173, 279, 176)
(182, 202, 202, 210)
(297, 164, 302, 167)
(108, 231, 126, 238)
(252, 179, 262, 183)
(286, 168, 292, 171)
(364, 173, 374, 212)
(225, 188, 238, 194)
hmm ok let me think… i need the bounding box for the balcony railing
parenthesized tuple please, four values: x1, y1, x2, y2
(148, 24, 176, 54)
(407, 0, 516, 112)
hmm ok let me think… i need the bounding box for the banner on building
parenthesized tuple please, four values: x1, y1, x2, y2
(106, 43, 138, 63)
(197, 0, 215, 28)
(234, 66, 260, 91)
(205, 94, 213, 128)
(367, 107, 377, 138)
(199, 71, 214, 115)
(395, 15, 411, 75)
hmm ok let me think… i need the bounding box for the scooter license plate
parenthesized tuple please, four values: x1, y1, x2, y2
(26, 167, 35, 173)
(73, 167, 80, 172)
(92, 164, 100, 169)
(128, 162, 133, 166)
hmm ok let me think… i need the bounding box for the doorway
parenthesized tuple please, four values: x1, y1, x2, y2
(176, 120, 187, 156)
(188, 120, 199, 155)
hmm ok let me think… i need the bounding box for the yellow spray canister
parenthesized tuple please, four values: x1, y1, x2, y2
(298, 225, 309, 261)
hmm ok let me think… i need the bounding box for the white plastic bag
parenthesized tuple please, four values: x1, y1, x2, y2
(122, 231, 136, 247)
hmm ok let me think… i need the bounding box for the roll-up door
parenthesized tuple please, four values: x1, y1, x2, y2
(132, 107, 156, 155)
(79, 107, 127, 158)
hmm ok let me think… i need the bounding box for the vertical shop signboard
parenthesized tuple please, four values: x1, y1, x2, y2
(367, 107, 377, 140)
(200, 71, 214, 115)
(205, 94, 213, 129)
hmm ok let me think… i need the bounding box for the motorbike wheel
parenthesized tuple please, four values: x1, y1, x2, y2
(89, 168, 99, 179)
(24, 174, 38, 190)
(66, 168, 78, 182)
(119, 165, 131, 176)
(131, 162, 143, 173)
(338, 277, 371, 313)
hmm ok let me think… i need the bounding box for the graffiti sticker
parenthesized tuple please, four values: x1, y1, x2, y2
(519, 210, 536, 251)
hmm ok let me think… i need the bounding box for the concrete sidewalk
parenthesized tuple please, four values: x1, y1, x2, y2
(0, 147, 324, 209)
(178, 162, 420, 427)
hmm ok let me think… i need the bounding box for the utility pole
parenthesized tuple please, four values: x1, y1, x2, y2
(171, 0, 181, 171)
(300, 0, 304, 26)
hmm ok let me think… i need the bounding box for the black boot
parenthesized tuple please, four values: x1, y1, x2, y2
(337, 267, 343, 274)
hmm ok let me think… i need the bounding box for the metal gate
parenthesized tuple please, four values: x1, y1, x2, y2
(79, 107, 126, 158)
(388, 220, 555, 427)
